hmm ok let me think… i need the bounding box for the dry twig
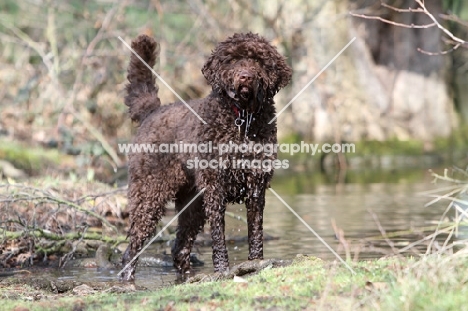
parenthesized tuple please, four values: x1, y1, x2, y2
(350, 0, 468, 55)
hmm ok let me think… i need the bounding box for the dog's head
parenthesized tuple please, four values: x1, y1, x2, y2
(202, 32, 292, 111)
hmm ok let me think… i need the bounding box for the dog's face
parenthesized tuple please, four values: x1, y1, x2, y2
(202, 32, 292, 111)
(220, 59, 266, 111)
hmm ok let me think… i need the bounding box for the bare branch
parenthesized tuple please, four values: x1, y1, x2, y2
(0, 20, 55, 75)
(415, 0, 466, 45)
(1, 184, 120, 233)
(439, 13, 468, 28)
(368, 208, 399, 254)
(349, 11, 436, 29)
(417, 43, 462, 55)
(380, 2, 424, 13)
(85, 6, 118, 56)
(56, 3, 124, 167)
(351, 0, 468, 55)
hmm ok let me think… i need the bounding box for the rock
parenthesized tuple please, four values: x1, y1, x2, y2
(233, 275, 248, 283)
(72, 284, 95, 295)
(0, 160, 27, 179)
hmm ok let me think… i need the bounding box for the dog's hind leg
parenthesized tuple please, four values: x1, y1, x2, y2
(172, 185, 205, 275)
(120, 174, 178, 282)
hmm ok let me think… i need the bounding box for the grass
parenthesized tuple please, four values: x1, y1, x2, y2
(2, 254, 468, 310)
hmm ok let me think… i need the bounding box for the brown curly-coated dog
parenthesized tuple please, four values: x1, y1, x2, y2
(120, 33, 292, 281)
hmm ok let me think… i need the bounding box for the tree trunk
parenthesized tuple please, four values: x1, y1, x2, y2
(276, 0, 457, 142)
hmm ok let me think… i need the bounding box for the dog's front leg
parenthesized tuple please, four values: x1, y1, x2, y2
(245, 184, 266, 260)
(205, 190, 229, 272)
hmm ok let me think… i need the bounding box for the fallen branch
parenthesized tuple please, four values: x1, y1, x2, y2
(1, 229, 131, 244)
(5, 194, 118, 233)
(429, 169, 468, 185)
(1, 183, 120, 233)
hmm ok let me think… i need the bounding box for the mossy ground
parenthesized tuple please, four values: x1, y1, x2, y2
(2, 253, 468, 310)
(0, 140, 64, 174)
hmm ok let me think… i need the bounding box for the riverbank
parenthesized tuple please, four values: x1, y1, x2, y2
(1, 128, 468, 183)
(2, 253, 468, 310)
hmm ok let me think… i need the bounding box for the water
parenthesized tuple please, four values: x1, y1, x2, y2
(226, 170, 451, 263)
(56, 168, 456, 289)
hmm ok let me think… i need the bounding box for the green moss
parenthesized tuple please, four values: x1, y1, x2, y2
(279, 133, 303, 145)
(0, 0, 19, 13)
(0, 140, 62, 173)
(350, 138, 425, 157)
(272, 168, 427, 192)
(434, 124, 468, 151)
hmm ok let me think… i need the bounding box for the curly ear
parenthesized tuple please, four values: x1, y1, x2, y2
(252, 79, 265, 112)
(271, 55, 293, 92)
(256, 84, 264, 104)
(201, 53, 221, 89)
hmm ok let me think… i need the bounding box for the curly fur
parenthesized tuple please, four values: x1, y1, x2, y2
(124, 35, 161, 124)
(120, 32, 292, 282)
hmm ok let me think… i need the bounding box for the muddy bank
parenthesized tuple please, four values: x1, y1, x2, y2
(0, 258, 291, 301)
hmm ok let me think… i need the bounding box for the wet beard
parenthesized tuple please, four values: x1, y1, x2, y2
(239, 85, 251, 101)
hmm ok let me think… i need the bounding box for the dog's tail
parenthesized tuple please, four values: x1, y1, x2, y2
(125, 35, 161, 125)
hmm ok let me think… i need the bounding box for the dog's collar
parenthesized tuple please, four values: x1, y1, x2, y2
(230, 102, 261, 117)
(231, 103, 240, 117)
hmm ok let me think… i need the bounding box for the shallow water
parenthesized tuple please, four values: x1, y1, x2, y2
(54, 168, 455, 289)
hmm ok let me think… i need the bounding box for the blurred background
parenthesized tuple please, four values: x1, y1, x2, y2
(0, 0, 467, 182)
(1, 0, 468, 266)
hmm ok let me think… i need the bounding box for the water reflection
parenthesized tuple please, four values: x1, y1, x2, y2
(55, 168, 452, 289)
(263, 181, 447, 260)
